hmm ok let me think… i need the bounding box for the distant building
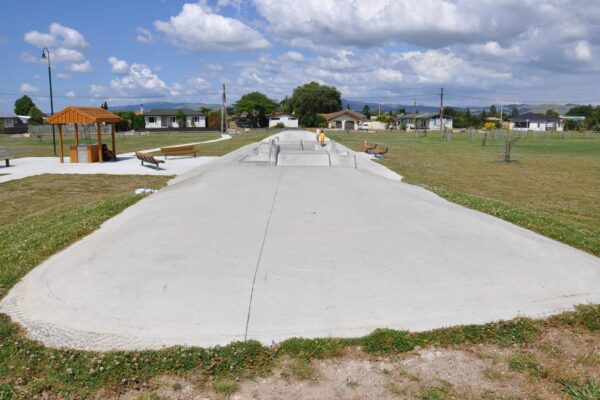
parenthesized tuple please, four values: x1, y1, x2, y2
(234, 111, 256, 129)
(268, 112, 298, 128)
(143, 109, 206, 129)
(397, 113, 453, 130)
(560, 115, 585, 122)
(320, 110, 367, 130)
(0, 111, 28, 134)
(509, 112, 563, 132)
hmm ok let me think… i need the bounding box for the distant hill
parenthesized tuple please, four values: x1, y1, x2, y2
(110, 102, 220, 112)
(109, 101, 581, 116)
(343, 100, 439, 114)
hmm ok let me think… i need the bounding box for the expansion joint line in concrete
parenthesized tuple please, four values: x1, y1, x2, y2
(244, 168, 284, 340)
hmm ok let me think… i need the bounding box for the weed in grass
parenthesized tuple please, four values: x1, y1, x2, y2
(508, 354, 547, 379)
(386, 382, 408, 396)
(361, 329, 415, 355)
(345, 378, 359, 389)
(576, 351, 600, 367)
(281, 358, 316, 381)
(212, 379, 239, 397)
(206, 340, 273, 378)
(399, 369, 420, 382)
(279, 337, 344, 358)
(563, 379, 600, 400)
(483, 367, 503, 380)
(172, 382, 182, 391)
(415, 318, 540, 348)
(136, 393, 161, 400)
(419, 384, 450, 400)
(552, 304, 600, 331)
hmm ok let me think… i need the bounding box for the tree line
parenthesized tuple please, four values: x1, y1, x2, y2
(14, 87, 600, 132)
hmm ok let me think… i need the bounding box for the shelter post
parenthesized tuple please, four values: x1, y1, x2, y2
(111, 122, 116, 157)
(96, 122, 103, 163)
(74, 123, 79, 145)
(57, 124, 64, 163)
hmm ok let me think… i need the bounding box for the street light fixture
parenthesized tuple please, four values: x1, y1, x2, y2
(40, 47, 57, 156)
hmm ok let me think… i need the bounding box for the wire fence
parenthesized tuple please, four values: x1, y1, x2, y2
(27, 124, 112, 135)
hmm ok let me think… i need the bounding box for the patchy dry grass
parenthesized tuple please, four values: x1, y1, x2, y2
(331, 130, 600, 256)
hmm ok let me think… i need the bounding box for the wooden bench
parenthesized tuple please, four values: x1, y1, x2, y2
(135, 152, 165, 170)
(371, 144, 389, 158)
(160, 145, 197, 159)
(362, 141, 377, 153)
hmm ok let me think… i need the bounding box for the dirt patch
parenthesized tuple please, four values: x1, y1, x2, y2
(109, 326, 600, 400)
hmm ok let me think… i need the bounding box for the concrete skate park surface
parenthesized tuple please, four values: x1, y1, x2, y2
(2, 130, 599, 351)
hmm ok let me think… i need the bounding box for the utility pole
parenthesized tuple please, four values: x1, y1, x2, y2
(41, 48, 56, 156)
(439, 87, 445, 132)
(500, 103, 503, 124)
(221, 84, 227, 134)
(412, 98, 417, 129)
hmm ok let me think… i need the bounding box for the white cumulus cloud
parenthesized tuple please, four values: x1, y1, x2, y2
(154, 3, 270, 52)
(136, 27, 155, 44)
(108, 57, 129, 74)
(67, 60, 93, 73)
(20, 83, 39, 93)
(23, 23, 92, 73)
(89, 84, 108, 98)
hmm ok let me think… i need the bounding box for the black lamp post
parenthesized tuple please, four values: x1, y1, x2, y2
(40, 47, 57, 156)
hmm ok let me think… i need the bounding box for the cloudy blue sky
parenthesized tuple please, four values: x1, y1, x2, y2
(1, 0, 599, 112)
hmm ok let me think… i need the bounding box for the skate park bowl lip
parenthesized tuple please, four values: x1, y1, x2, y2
(1, 130, 599, 351)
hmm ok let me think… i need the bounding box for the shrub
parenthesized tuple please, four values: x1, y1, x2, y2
(361, 329, 415, 355)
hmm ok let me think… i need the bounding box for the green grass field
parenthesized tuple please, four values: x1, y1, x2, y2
(0, 132, 222, 158)
(331, 131, 600, 256)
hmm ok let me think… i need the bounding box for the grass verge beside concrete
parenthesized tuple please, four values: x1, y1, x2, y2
(331, 131, 600, 256)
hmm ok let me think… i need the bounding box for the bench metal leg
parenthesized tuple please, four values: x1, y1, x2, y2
(5, 159, 8, 167)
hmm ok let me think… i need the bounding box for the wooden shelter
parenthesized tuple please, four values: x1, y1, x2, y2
(47, 107, 121, 163)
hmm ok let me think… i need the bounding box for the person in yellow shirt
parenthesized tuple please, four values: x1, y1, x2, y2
(318, 132, 326, 147)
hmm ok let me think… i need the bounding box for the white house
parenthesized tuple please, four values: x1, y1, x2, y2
(143, 109, 206, 129)
(268, 112, 298, 128)
(397, 113, 453, 130)
(320, 110, 367, 130)
(509, 112, 563, 132)
(362, 119, 388, 130)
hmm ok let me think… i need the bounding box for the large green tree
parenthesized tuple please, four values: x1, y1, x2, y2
(287, 82, 342, 127)
(235, 91, 278, 127)
(362, 104, 371, 119)
(14, 95, 35, 116)
(176, 109, 186, 128)
(28, 106, 44, 124)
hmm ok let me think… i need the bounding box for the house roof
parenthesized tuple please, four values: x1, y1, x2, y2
(320, 110, 367, 121)
(268, 112, 295, 118)
(0, 111, 18, 118)
(399, 113, 445, 120)
(144, 109, 205, 116)
(510, 112, 560, 123)
(48, 106, 121, 124)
